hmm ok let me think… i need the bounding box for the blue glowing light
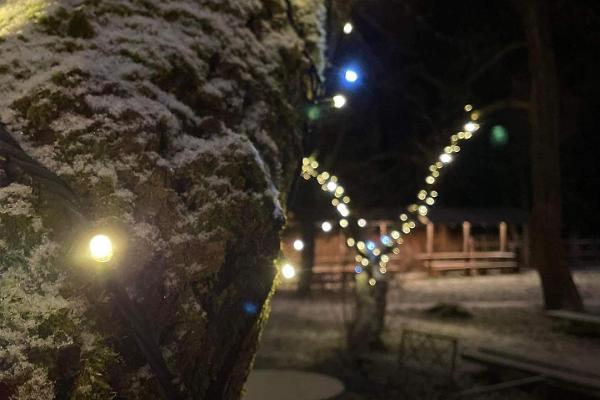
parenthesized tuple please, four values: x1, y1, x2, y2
(345, 69, 359, 83)
(381, 235, 393, 247)
(366, 241, 376, 251)
(243, 302, 258, 315)
(354, 265, 363, 274)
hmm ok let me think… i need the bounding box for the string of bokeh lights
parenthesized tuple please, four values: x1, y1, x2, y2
(282, 19, 482, 285)
(288, 105, 482, 285)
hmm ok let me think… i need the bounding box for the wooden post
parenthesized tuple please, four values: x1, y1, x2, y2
(462, 221, 471, 253)
(426, 222, 434, 254)
(463, 221, 471, 275)
(379, 220, 388, 235)
(499, 221, 508, 252)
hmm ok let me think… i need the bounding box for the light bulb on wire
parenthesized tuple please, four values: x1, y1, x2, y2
(332, 94, 347, 109)
(343, 22, 353, 34)
(344, 69, 358, 83)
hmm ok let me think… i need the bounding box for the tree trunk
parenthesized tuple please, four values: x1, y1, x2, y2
(515, 0, 583, 310)
(0, 1, 324, 398)
(297, 219, 316, 296)
(347, 274, 388, 353)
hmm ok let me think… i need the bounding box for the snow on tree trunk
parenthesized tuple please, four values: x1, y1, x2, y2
(0, 0, 325, 398)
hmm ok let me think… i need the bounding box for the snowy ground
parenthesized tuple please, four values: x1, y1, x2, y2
(255, 269, 600, 399)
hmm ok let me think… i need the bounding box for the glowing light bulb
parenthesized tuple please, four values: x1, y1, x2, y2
(332, 94, 347, 109)
(464, 122, 479, 132)
(357, 218, 367, 227)
(369, 278, 376, 286)
(339, 219, 349, 228)
(343, 22, 353, 34)
(293, 239, 304, 251)
(439, 153, 453, 164)
(464, 104, 473, 112)
(281, 263, 296, 279)
(344, 69, 358, 83)
(321, 221, 332, 232)
(89, 234, 113, 263)
(336, 203, 350, 217)
(326, 181, 337, 192)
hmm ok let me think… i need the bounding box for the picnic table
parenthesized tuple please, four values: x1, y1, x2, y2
(546, 310, 600, 335)
(459, 347, 600, 398)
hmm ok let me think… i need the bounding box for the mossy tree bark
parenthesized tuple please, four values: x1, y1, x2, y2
(0, 0, 325, 398)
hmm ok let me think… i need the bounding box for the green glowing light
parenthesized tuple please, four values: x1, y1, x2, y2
(307, 105, 321, 121)
(491, 125, 508, 146)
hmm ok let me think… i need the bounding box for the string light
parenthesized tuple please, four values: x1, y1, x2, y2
(321, 221, 333, 232)
(281, 263, 296, 279)
(439, 153, 453, 164)
(357, 218, 367, 227)
(89, 234, 113, 263)
(293, 239, 304, 251)
(343, 22, 353, 34)
(344, 69, 359, 83)
(332, 94, 347, 109)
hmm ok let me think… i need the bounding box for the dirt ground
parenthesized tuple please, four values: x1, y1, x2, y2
(254, 269, 600, 399)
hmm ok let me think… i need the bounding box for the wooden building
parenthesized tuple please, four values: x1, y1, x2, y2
(282, 208, 529, 282)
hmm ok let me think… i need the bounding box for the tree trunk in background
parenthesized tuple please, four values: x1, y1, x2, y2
(347, 274, 388, 353)
(515, 0, 583, 310)
(297, 219, 316, 296)
(0, 0, 324, 398)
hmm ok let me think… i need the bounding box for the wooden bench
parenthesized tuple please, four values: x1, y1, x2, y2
(547, 310, 600, 336)
(460, 347, 600, 398)
(417, 251, 518, 276)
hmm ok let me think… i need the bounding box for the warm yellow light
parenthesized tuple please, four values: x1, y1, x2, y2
(357, 218, 367, 227)
(333, 94, 347, 109)
(347, 238, 356, 247)
(321, 221, 333, 232)
(464, 104, 473, 112)
(391, 230, 400, 239)
(326, 181, 337, 192)
(425, 176, 435, 184)
(439, 153, 453, 164)
(343, 22, 353, 34)
(339, 219, 349, 228)
(89, 234, 113, 263)
(464, 122, 479, 132)
(293, 239, 304, 251)
(368, 278, 376, 286)
(282, 263, 296, 279)
(336, 203, 350, 217)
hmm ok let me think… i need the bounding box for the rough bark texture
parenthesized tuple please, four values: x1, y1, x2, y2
(516, 0, 583, 311)
(0, 0, 325, 398)
(347, 274, 387, 353)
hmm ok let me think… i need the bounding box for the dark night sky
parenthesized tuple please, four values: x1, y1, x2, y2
(294, 0, 600, 235)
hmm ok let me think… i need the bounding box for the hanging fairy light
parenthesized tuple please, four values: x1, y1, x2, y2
(281, 263, 296, 279)
(332, 94, 347, 109)
(293, 239, 304, 251)
(321, 221, 333, 232)
(89, 234, 113, 263)
(343, 22, 353, 34)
